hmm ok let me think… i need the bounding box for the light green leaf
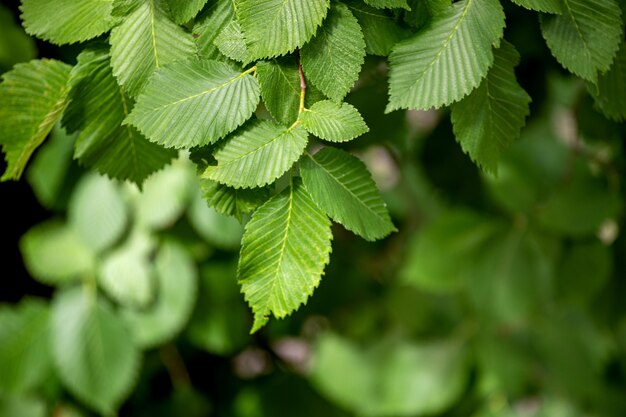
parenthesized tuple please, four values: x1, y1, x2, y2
(20, 221, 96, 285)
(346, 1, 411, 56)
(200, 179, 269, 222)
(20, 0, 115, 45)
(301, 147, 396, 241)
(193, 0, 236, 60)
(64, 47, 176, 184)
(167, 0, 208, 23)
(364, 0, 411, 9)
(127, 58, 260, 148)
(188, 187, 244, 249)
(540, 0, 623, 83)
(123, 240, 197, 348)
(237, 0, 330, 60)
(510, 0, 564, 13)
(110, 0, 196, 96)
(238, 179, 332, 332)
(215, 21, 250, 63)
(0, 59, 71, 181)
(0, 299, 52, 395)
(202, 120, 308, 188)
(386, 0, 505, 111)
(68, 173, 128, 252)
(451, 41, 531, 174)
(0, 396, 46, 417)
(301, 3, 366, 101)
(52, 288, 140, 415)
(299, 100, 369, 142)
(590, 41, 626, 121)
(98, 229, 155, 308)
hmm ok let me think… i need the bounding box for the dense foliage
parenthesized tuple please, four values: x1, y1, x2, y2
(0, 0, 625, 416)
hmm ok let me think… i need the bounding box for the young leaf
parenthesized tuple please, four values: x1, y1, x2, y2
(202, 120, 309, 188)
(300, 147, 396, 241)
(20, 0, 115, 45)
(540, 0, 623, 83)
(346, 1, 411, 56)
(510, 0, 564, 13)
(110, 0, 196, 96)
(237, 0, 331, 60)
(166, 0, 209, 24)
(589, 41, 626, 121)
(200, 179, 270, 221)
(52, 288, 140, 415)
(299, 100, 369, 142)
(193, 0, 236, 61)
(364, 0, 411, 10)
(301, 3, 366, 102)
(127, 58, 260, 148)
(63, 48, 176, 184)
(0, 59, 71, 181)
(386, 0, 505, 111)
(238, 179, 332, 332)
(451, 41, 531, 174)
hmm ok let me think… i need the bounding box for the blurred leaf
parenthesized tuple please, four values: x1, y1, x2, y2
(0, 6, 36, 72)
(187, 188, 243, 249)
(557, 241, 612, 306)
(0, 396, 46, 417)
(589, 41, 626, 121)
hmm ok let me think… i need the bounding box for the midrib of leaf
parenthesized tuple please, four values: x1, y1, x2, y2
(305, 152, 386, 222)
(276, 61, 300, 96)
(563, 0, 591, 64)
(220, 124, 299, 164)
(150, 0, 160, 68)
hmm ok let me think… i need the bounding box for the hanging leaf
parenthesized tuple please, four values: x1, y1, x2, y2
(166, 0, 209, 24)
(589, 41, 626, 121)
(301, 3, 366, 101)
(0, 59, 71, 181)
(346, 1, 411, 56)
(237, 0, 330, 60)
(127, 58, 260, 148)
(386, 0, 505, 111)
(238, 179, 332, 332)
(63, 47, 176, 184)
(200, 179, 270, 221)
(540, 0, 623, 83)
(20, 0, 115, 45)
(299, 100, 369, 142)
(451, 41, 531, 174)
(110, 0, 196, 96)
(202, 120, 308, 188)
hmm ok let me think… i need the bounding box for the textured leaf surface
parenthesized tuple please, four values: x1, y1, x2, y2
(237, 0, 330, 60)
(387, 0, 505, 111)
(301, 147, 396, 241)
(215, 21, 250, 63)
(347, 1, 410, 56)
(540, 0, 623, 83)
(123, 240, 197, 348)
(0, 59, 71, 181)
(64, 48, 175, 184)
(590, 41, 626, 121)
(127, 59, 260, 148)
(238, 179, 332, 332)
(364, 0, 411, 9)
(0, 299, 52, 395)
(300, 100, 369, 142)
(20, 0, 114, 44)
(510, 0, 563, 13)
(193, 0, 236, 60)
(167, 0, 208, 23)
(200, 179, 269, 221)
(451, 41, 531, 173)
(301, 3, 366, 101)
(110, 0, 196, 96)
(202, 120, 308, 188)
(52, 288, 140, 415)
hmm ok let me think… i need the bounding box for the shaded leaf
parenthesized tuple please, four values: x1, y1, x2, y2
(167, 0, 208, 24)
(193, 0, 236, 61)
(188, 187, 244, 249)
(364, 0, 411, 9)
(510, 0, 564, 13)
(346, 1, 411, 56)
(200, 179, 270, 221)
(299, 100, 369, 142)
(590, 41, 626, 121)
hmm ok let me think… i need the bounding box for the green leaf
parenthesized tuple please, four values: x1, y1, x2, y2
(301, 147, 396, 241)
(64, 48, 176, 184)
(451, 41, 531, 174)
(166, 0, 208, 24)
(215, 21, 250, 63)
(52, 288, 140, 415)
(590, 41, 626, 121)
(510, 0, 564, 13)
(237, 0, 330, 60)
(301, 3, 366, 101)
(123, 240, 197, 348)
(540, 0, 623, 83)
(346, 1, 411, 56)
(299, 100, 369, 142)
(238, 179, 332, 332)
(364, 0, 411, 9)
(0, 5, 36, 72)
(110, 0, 196, 96)
(0, 59, 71, 181)
(202, 120, 308, 188)
(0, 299, 52, 395)
(188, 187, 244, 249)
(20, 221, 96, 285)
(558, 241, 612, 306)
(200, 179, 269, 222)
(68, 173, 128, 252)
(20, 0, 115, 45)
(0, 396, 46, 417)
(127, 58, 260, 148)
(386, 0, 505, 111)
(193, 0, 236, 61)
